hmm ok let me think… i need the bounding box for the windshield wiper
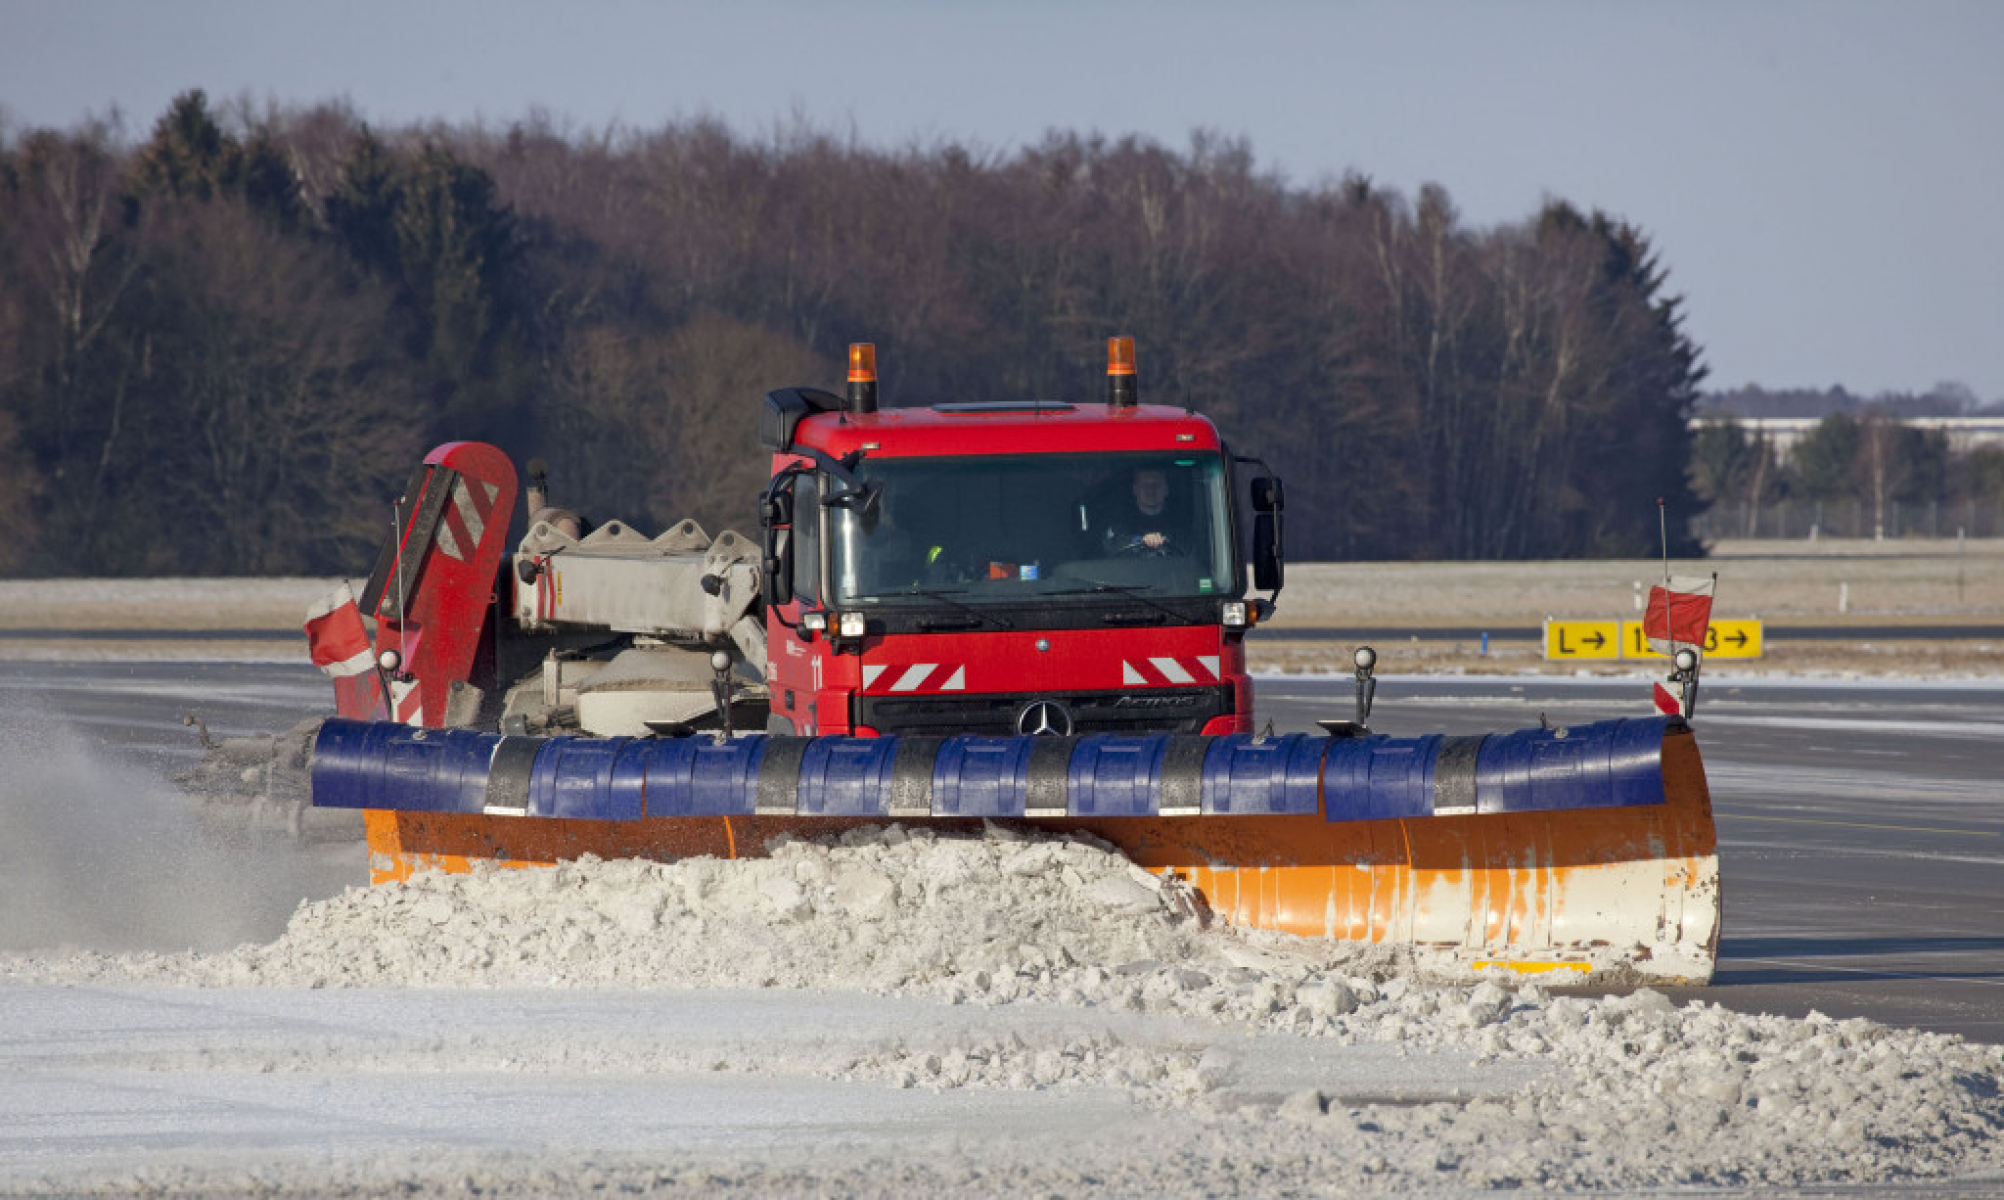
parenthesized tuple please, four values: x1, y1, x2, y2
(1045, 582, 1187, 625)
(865, 586, 1015, 630)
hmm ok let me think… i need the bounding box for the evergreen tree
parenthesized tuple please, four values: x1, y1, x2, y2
(1790, 414, 1863, 500)
(324, 135, 528, 448)
(131, 90, 231, 201)
(130, 89, 302, 227)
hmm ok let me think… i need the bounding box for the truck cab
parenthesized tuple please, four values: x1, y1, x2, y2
(759, 340, 1284, 738)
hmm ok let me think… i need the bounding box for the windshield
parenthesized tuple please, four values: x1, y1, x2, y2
(827, 451, 1236, 605)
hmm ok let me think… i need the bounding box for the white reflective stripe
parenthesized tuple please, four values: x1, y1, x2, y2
(391, 680, 423, 725)
(303, 582, 359, 623)
(435, 479, 497, 563)
(1196, 655, 1220, 680)
(1122, 661, 1146, 685)
(891, 664, 936, 692)
(861, 664, 888, 688)
(325, 648, 376, 678)
(455, 480, 488, 549)
(482, 804, 528, 817)
(1159, 804, 1201, 817)
(940, 665, 965, 690)
(1151, 657, 1195, 684)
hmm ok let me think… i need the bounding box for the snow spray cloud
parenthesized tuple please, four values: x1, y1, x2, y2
(0, 707, 331, 953)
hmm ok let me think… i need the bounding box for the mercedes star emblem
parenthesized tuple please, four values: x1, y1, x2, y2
(1015, 699, 1073, 737)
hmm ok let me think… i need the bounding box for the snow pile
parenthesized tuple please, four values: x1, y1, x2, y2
(9, 824, 2004, 1191)
(24, 823, 1313, 992)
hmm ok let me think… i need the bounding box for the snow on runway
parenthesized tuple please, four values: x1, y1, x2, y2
(4, 825, 2002, 1196)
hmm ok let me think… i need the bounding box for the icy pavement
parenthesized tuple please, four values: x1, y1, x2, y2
(5, 825, 2003, 1196)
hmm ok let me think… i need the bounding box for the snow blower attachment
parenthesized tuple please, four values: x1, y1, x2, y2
(312, 716, 1719, 983)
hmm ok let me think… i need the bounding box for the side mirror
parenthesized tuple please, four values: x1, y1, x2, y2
(1243, 463, 1284, 593)
(760, 484, 794, 530)
(759, 473, 799, 607)
(1253, 511, 1283, 592)
(762, 530, 795, 608)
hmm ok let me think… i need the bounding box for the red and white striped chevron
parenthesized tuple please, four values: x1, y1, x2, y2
(861, 663, 967, 693)
(1121, 655, 1220, 686)
(389, 678, 425, 725)
(433, 477, 501, 563)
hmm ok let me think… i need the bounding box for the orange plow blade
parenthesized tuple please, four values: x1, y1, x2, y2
(1108, 730, 1717, 981)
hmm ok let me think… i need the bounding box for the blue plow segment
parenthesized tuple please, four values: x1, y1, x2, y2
(311, 717, 1672, 825)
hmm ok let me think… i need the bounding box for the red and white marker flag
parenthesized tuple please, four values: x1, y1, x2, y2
(304, 583, 374, 677)
(1652, 679, 1686, 717)
(1644, 575, 1715, 656)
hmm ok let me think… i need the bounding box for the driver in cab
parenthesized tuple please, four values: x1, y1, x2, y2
(1099, 467, 1174, 554)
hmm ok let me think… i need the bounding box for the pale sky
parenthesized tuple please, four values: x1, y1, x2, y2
(3, 0, 2000, 401)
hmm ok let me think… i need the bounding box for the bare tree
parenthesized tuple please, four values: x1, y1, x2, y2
(142, 200, 423, 572)
(544, 314, 830, 537)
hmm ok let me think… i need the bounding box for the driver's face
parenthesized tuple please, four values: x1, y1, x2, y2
(1132, 470, 1168, 514)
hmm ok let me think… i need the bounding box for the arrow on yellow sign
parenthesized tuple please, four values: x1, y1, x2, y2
(1544, 619, 1622, 660)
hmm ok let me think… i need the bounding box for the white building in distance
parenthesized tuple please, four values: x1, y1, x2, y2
(1690, 415, 2004, 464)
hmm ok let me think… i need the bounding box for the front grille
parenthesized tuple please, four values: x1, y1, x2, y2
(856, 686, 1232, 737)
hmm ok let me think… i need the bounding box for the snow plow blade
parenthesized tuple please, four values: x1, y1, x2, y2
(312, 716, 1719, 983)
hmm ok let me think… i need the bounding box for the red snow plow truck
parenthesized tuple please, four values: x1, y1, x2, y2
(307, 338, 1720, 983)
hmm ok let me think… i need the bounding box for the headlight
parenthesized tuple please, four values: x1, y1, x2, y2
(837, 611, 868, 638)
(1221, 601, 1248, 629)
(801, 611, 829, 633)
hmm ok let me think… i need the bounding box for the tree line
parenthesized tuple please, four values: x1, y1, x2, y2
(5, 91, 1726, 575)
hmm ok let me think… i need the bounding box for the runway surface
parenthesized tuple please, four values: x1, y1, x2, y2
(1259, 672, 2004, 1042)
(5, 659, 2000, 1043)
